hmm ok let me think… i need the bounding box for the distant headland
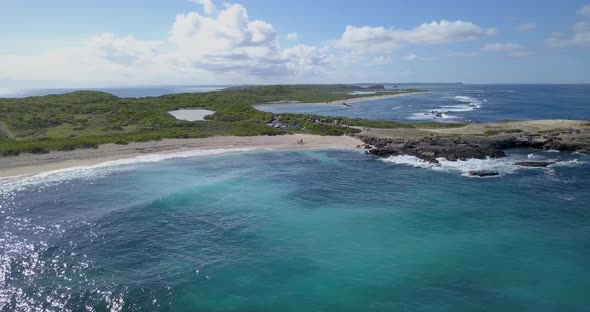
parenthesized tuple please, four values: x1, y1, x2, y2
(1, 85, 588, 179)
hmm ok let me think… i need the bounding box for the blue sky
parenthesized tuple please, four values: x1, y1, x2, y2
(1, 0, 589, 88)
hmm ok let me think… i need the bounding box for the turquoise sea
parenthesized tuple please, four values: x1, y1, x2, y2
(1, 85, 590, 311)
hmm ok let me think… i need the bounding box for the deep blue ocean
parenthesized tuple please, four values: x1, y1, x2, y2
(1, 85, 590, 311)
(0, 85, 228, 98)
(256, 84, 590, 123)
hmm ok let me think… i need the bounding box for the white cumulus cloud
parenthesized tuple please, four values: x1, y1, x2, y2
(189, 0, 216, 15)
(281, 45, 331, 75)
(337, 20, 495, 54)
(578, 4, 590, 18)
(169, 4, 329, 76)
(545, 5, 590, 48)
(545, 21, 590, 48)
(0, 3, 332, 86)
(481, 42, 529, 57)
(286, 32, 299, 41)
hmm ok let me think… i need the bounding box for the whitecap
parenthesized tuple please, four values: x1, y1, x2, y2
(383, 155, 520, 177)
(381, 155, 437, 169)
(439, 105, 474, 112)
(407, 112, 461, 121)
(435, 157, 521, 177)
(444, 95, 484, 107)
(453, 95, 477, 103)
(549, 159, 587, 167)
(381, 152, 586, 178)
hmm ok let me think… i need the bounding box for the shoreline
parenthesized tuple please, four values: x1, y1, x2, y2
(0, 134, 363, 181)
(254, 91, 430, 107)
(2, 119, 588, 182)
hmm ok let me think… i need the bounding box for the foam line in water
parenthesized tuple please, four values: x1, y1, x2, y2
(439, 105, 475, 112)
(407, 94, 485, 121)
(443, 95, 484, 107)
(407, 112, 461, 121)
(0, 148, 255, 192)
(382, 153, 587, 178)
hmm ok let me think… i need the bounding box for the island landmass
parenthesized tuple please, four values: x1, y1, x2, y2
(1, 85, 588, 179)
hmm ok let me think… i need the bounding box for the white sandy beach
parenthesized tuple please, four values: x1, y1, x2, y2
(0, 91, 431, 181)
(0, 134, 363, 181)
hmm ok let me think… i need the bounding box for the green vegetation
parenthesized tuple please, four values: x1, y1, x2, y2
(275, 113, 465, 130)
(0, 85, 455, 156)
(225, 84, 421, 103)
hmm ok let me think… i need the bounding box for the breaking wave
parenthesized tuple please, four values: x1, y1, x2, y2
(382, 152, 587, 178)
(407, 112, 461, 121)
(0, 148, 255, 193)
(407, 94, 484, 121)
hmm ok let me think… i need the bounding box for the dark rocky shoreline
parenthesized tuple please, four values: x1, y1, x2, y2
(357, 121, 590, 164)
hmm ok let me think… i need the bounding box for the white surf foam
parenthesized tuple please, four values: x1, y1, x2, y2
(407, 112, 461, 121)
(383, 155, 519, 177)
(549, 159, 587, 167)
(0, 148, 255, 192)
(444, 95, 483, 108)
(408, 94, 484, 121)
(439, 105, 475, 112)
(382, 153, 587, 178)
(453, 95, 477, 102)
(381, 155, 436, 169)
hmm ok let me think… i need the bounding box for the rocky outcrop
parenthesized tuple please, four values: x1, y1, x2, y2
(468, 170, 500, 177)
(514, 161, 556, 167)
(359, 136, 506, 163)
(358, 123, 590, 163)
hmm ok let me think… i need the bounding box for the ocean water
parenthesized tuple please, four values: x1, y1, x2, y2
(1, 84, 590, 311)
(1, 148, 590, 311)
(0, 85, 229, 98)
(256, 84, 590, 123)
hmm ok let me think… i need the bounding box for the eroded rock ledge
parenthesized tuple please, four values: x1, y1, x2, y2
(357, 120, 590, 163)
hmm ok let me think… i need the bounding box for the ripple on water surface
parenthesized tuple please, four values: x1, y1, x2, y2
(1, 149, 590, 311)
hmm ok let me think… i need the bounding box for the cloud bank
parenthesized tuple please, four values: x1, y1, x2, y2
(0, 2, 501, 87)
(545, 4, 590, 48)
(337, 20, 494, 54)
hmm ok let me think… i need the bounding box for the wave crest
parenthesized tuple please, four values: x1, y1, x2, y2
(382, 152, 587, 178)
(1, 148, 255, 193)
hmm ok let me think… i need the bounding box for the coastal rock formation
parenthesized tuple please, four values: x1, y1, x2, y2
(468, 170, 500, 177)
(514, 161, 556, 167)
(360, 136, 506, 163)
(358, 120, 590, 163)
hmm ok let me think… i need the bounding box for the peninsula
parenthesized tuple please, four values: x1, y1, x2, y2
(1, 85, 589, 179)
